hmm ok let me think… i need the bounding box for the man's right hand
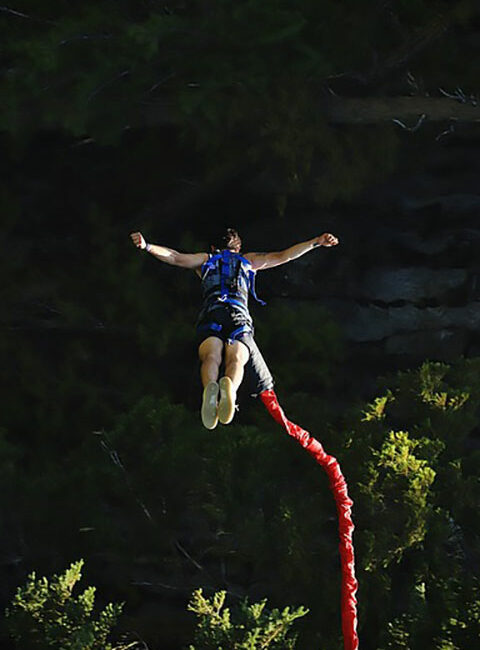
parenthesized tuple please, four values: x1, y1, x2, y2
(130, 232, 147, 249)
(315, 233, 339, 247)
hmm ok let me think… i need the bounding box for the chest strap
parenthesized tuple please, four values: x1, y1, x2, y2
(201, 251, 266, 306)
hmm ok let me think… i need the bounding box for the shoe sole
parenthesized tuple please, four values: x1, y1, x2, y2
(201, 382, 219, 430)
(218, 377, 236, 424)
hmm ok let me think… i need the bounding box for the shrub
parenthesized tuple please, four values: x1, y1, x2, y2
(5, 560, 124, 650)
(187, 588, 308, 650)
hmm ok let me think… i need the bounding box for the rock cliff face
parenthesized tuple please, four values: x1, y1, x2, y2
(261, 136, 480, 366)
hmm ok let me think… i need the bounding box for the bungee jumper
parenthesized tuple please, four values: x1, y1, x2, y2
(130, 227, 338, 429)
(130, 227, 359, 650)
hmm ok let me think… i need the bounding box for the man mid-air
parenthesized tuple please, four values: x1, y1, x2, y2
(130, 228, 338, 430)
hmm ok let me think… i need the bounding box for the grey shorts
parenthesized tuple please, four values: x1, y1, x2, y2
(196, 307, 274, 396)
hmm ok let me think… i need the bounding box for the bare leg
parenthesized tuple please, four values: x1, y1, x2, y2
(198, 337, 224, 388)
(198, 337, 224, 430)
(224, 340, 250, 391)
(218, 340, 249, 425)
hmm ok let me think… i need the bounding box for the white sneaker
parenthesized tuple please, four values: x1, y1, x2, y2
(218, 377, 236, 425)
(201, 381, 219, 430)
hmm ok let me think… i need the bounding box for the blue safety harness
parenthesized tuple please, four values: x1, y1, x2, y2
(201, 249, 266, 309)
(198, 249, 265, 344)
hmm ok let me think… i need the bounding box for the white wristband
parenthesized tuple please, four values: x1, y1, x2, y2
(145, 243, 152, 252)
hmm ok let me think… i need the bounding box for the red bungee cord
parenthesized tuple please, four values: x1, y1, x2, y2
(260, 389, 359, 650)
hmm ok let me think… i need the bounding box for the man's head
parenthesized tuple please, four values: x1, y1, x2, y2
(211, 227, 242, 253)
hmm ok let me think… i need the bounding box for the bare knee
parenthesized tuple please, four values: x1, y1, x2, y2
(199, 337, 224, 364)
(225, 349, 242, 365)
(225, 342, 249, 366)
(200, 349, 223, 366)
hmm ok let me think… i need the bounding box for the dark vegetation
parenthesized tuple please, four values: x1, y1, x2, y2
(1, 1, 480, 648)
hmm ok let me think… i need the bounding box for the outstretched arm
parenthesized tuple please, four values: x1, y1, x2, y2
(245, 233, 339, 271)
(130, 232, 207, 270)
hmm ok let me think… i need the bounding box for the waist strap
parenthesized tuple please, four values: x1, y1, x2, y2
(197, 321, 252, 344)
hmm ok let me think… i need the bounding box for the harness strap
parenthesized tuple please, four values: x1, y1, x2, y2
(197, 321, 251, 345)
(248, 269, 266, 306)
(200, 253, 221, 278)
(226, 324, 251, 345)
(197, 321, 223, 333)
(216, 296, 247, 310)
(218, 249, 229, 301)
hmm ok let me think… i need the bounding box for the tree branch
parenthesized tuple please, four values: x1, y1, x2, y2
(0, 5, 57, 25)
(325, 95, 480, 124)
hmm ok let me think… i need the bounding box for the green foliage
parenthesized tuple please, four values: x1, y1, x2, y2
(345, 359, 480, 649)
(187, 588, 308, 650)
(383, 579, 480, 649)
(3, 344, 480, 650)
(2, 1, 477, 202)
(418, 362, 470, 411)
(361, 391, 393, 422)
(361, 430, 442, 568)
(5, 560, 124, 649)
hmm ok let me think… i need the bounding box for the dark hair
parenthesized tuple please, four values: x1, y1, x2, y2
(211, 227, 242, 252)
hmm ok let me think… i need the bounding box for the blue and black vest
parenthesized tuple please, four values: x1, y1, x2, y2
(199, 249, 265, 319)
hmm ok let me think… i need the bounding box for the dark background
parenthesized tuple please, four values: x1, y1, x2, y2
(1, 2, 480, 648)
